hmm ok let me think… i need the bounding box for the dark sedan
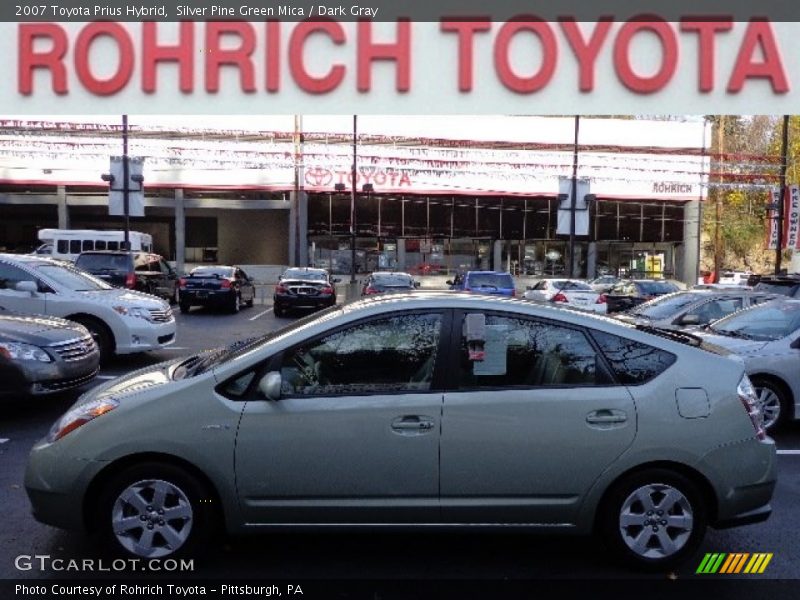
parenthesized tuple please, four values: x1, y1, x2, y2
(0, 307, 99, 398)
(178, 266, 256, 314)
(605, 279, 681, 314)
(273, 268, 339, 317)
(362, 271, 418, 296)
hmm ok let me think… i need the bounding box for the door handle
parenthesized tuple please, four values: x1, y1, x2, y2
(586, 410, 627, 425)
(391, 416, 435, 432)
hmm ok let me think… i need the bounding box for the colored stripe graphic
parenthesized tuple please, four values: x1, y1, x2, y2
(698, 552, 772, 574)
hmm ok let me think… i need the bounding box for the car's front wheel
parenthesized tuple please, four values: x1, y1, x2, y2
(98, 463, 216, 559)
(598, 469, 707, 571)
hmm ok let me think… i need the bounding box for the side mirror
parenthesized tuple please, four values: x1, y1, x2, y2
(15, 281, 38, 295)
(258, 371, 283, 401)
(680, 314, 701, 325)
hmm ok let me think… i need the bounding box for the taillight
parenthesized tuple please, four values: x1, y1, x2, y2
(124, 273, 136, 289)
(178, 278, 186, 288)
(738, 375, 766, 440)
(220, 279, 232, 289)
(364, 286, 381, 295)
(321, 286, 334, 294)
(551, 292, 568, 303)
(275, 283, 287, 294)
(596, 294, 607, 304)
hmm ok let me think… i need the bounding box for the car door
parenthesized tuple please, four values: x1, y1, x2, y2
(156, 258, 176, 299)
(233, 310, 449, 524)
(0, 261, 48, 315)
(440, 310, 636, 525)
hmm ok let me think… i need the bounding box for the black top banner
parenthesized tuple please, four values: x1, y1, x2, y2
(7, 0, 800, 22)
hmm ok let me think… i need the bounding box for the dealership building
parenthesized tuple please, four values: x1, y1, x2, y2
(0, 115, 709, 282)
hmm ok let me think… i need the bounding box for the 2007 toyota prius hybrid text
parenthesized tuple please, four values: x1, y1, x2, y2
(25, 293, 776, 570)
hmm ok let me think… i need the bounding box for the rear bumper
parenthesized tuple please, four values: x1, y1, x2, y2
(181, 289, 235, 306)
(274, 294, 336, 310)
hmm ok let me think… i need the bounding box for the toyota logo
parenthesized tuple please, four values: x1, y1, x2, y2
(305, 167, 333, 187)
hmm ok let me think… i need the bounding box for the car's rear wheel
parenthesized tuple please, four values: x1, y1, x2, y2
(179, 301, 191, 314)
(274, 304, 286, 317)
(598, 469, 707, 571)
(750, 377, 789, 431)
(229, 293, 241, 314)
(69, 316, 113, 363)
(98, 463, 216, 559)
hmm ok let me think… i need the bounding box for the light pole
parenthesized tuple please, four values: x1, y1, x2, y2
(776, 115, 790, 275)
(568, 115, 580, 278)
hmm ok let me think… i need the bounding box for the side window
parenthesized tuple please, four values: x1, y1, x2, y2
(82, 240, 94, 251)
(95, 240, 107, 250)
(159, 259, 172, 274)
(278, 313, 443, 397)
(107, 241, 119, 251)
(57, 240, 68, 254)
(591, 330, 676, 385)
(533, 281, 546, 291)
(134, 256, 150, 272)
(69, 240, 81, 254)
(458, 314, 603, 389)
(693, 298, 743, 324)
(0, 262, 33, 290)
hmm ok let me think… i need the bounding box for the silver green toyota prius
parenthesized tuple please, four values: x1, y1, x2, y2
(25, 293, 776, 570)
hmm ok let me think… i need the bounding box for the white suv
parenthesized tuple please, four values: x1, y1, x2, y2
(0, 254, 175, 360)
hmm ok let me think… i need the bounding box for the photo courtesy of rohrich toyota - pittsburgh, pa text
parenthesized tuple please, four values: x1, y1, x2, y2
(2, 1, 800, 598)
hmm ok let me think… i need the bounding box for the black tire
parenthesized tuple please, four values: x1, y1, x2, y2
(229, 292, 241, 314)
(179, 301, 191, 314)
(273, 304, 286, 318)
(168, 288, 178, 306)
(751, 377, 790, 432)
(96, 462, 217, 559)
(244, 293, 254, 308)
(597, 469, 707, 572)
(70, 316, 114, 363)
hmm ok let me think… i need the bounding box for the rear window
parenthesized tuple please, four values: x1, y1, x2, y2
(283, 269, 327, 280)
(633, 292, 703, 319)
(372, 274, 413, 287)
(75, 254, 131, 271)
(550, 280, 592, 291)
(637, 281, 678, 295)
(754, 281, 800, 296)
(591, 330, 676, 384)
(191, 267, 234, 278)
(467, 273, 514, 289)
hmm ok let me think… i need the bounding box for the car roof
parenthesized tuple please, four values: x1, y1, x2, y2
(0, 253, 69, 267)
(284, 267, 327, 273)
(466, 271, 513, 276)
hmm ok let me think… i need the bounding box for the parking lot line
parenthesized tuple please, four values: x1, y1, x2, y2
(162, 346, 189, 351)
(249, 308, 273, 321)
(777, 450, 800, 455)
(0, 438, 9, 444)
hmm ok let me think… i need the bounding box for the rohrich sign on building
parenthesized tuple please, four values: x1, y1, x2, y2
(4, 20, 800, 114)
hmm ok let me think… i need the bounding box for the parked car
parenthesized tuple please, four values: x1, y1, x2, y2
(179, 266, 255, 314)
(718, 271, 753, 287)
(273, 267, 338, 317)
(523, 278, 607, 314)
(613, 290, 777, 330)
(0, 254, 175, 361)
(589, 275, 621, 294)
(0, 306, 99, 398)
(362, 272, 418, 296)
(753, 274, 800, 298)
(447, 271, 516, 296)
(697, 299, 800, 430)
(605, 280, 681, 314)
(26, 294, 775, 570)
(75, 251, 178, 304)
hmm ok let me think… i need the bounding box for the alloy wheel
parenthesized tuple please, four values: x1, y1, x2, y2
(111, 479, 193, 558)
(754, 386, 781, 430)
(618, 483, 694, 560)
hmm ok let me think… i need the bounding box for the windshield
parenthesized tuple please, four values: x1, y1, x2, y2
(172, 304, 345, 379)
(37, 264, 113, 291)
(283, 269, 326, 281)
(632, 292, 704, 319)
(551, 280, 592, 291)
(468, 273, 514, 288)
(637, 281, 678, 295)
(372, 274, 413, 287)
(709, 301, 800, 341)
(190, 267, 234, 278)
(76, 254, 131, 271)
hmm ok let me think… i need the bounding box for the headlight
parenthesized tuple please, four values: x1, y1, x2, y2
(47, 398, 119, 442)
(0, 342, 52, 362)
(113, 306, 153, 321)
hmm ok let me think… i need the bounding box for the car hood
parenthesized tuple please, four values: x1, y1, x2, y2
(79, 360, 179, 407)
(694, 331, 770, 354)
(77, 288, 168, 308)
(0, 313, 87, 346)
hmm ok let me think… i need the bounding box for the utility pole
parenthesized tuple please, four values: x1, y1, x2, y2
(776, 114, 790, 275)
(714, 116, 724, 283)
(351, 115, 357, 284)
(293, 114, 302, 266)
(122, 114, 130, 251)
(568, 115, 580, 278)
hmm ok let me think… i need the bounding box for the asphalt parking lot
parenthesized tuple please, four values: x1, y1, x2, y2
(2, 304, 800, 581)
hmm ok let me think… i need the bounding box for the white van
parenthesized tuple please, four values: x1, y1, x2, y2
(35, 229, 154, 262)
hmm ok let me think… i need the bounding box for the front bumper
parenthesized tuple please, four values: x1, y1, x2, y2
(0, 354, 100, 398)
(115, 319, 177, 354)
